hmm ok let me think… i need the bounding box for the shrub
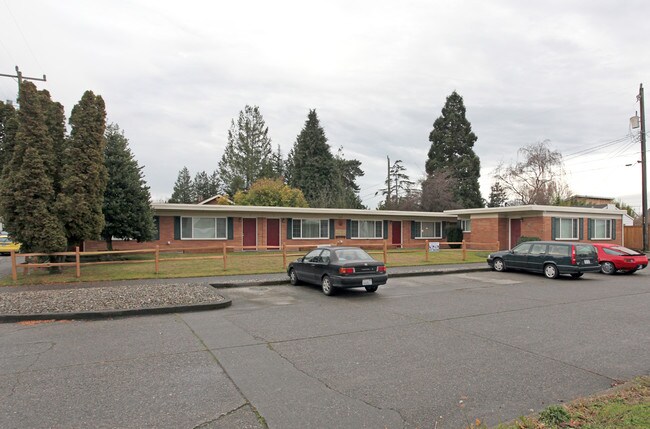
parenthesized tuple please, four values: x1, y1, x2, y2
(445, 226, 463, 249)
(517, 236, 540, 244)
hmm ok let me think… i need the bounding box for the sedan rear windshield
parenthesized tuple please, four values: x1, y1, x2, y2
(606, 246, 642, 256)
(335, 249, 373, 261)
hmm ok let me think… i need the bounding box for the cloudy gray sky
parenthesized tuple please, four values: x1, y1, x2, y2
(1, 1, 648, 210)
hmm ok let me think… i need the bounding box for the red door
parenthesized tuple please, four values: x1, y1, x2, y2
(243, 218, 257, 249)
(266, 219, 280, 250)
(391, 221, 402, 246)
(510, 219, 521, 248)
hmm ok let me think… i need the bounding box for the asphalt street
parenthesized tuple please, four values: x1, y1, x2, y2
(1, 269, 649, 428)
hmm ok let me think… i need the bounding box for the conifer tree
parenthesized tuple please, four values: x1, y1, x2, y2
(193, 170, 212, 202)
(57, 90, 108, 247)
(102, 124, 155, 250)
(169, 167, 194, 203)
(426, 91, 483, 208)
(39, 90, 66, 194)
(487, 181, 508, 207)
(218, 105, 274, 195)
(0, 101, 18, 173)
(0, 82, 66, 252)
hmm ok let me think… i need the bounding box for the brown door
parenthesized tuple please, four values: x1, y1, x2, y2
(243, 218, 257, 249)
(391, 221, 402, 246)
(510, 219, 522, 248)
(266, 219, 280, 250)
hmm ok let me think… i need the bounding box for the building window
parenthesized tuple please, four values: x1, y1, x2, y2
(350, 220, 383, 239)
(557, 218, 579, 240)
(292, 219, 329, 239)
(181, 217, 227, 239)
(420, 221, 442, 239)
(459, 219, 471, 232)
(592, 219, 612, 239)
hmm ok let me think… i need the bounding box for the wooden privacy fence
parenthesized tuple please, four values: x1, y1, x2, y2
(623, 225, 650, 250)
(10, 240, 500, 280)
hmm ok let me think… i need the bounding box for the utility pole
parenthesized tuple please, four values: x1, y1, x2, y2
(639, 84, 648, 252)
(0, 65, 47, 96)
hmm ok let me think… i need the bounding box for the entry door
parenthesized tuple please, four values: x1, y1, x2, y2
(391, 221, 402, 246)
(243, 218, 257, 249)
(510, 219, 522, 248)
(266, 219, 280, 250)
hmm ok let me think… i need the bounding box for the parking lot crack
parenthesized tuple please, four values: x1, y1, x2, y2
(267, 342, 408, 428)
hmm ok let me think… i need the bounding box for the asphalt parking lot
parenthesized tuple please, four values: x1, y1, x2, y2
(1, 269, 649, 428)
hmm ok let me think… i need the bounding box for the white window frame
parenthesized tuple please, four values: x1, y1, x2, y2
(292, 218, 330, 239)
(592, 219, 613, 240)
(419, 221, 443, 239)
(350, 220, 383, 239)
(459, 219, 471, 232)
(180, 216, 227, 240)
(557, 218, 579, 240)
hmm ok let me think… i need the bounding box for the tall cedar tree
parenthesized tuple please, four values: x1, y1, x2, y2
(0, 101, 18, 173)
(169, 167, 194, 203)
(426, 91, 483, 208)
(0, 82, 67, 252)
(102, 124, 155, 250)
(286, 110, 364, 208)
(39, 90, 66, 195)
(219, 105, 275, 196)
(57, 90, 108, 248)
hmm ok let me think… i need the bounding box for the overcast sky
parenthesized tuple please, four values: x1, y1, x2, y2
(1, 1, 648, 211)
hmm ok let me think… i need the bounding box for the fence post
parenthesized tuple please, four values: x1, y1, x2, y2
(223, 242, 227, 270)
(461, 240, 467, 261)
(425, 240, 429, 261)
(10, 251, 17, 281)
(75, 247, 81, 278)
(155, 245, 160, 274)
(283, 245, 287, 269)
(383, 240, 387, 264)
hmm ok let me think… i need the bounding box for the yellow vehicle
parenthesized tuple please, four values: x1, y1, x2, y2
(0, 235, 20, 255)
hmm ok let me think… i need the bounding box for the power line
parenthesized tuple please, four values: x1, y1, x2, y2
(2, 0, 44, 72)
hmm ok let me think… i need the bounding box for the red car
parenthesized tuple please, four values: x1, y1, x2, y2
(592, 243, 648, 275)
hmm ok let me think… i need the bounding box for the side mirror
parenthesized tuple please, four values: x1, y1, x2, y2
(297, 257, 304, 262)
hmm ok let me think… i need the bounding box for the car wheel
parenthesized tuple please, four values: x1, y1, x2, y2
(600, 261, 616, 275)
(570, 273, 583, 279)
(289, 268, 300, 285)
(321, 275, 335, 296)
(492, 258, 506, 272)
(365, 285, 378, 293)
(544, 264, 559, 279)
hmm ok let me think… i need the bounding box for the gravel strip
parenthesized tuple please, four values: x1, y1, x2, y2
(0, 283, 224, 315)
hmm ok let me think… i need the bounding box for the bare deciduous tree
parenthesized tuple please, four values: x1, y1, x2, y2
(421, 168, 462, 211)
(493, 140, 571, 205)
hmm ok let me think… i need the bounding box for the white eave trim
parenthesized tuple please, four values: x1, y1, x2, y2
(444, 204, 627, 217)
(152, 203, 456, 220)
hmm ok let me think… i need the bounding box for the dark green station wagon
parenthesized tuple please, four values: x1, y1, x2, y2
(487, 241, 600, 279)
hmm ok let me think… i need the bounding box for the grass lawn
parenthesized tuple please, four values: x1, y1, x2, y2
(469, 376, 650, 429)
(0, 249, 490, 286)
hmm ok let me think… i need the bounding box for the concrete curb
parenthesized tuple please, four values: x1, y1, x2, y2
(0, 297, 232, 323)
(210, 266, 491, 288)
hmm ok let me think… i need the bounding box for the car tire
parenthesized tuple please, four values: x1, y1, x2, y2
(570, 273, 583, 279)
(365, 285, 378, 293)
(492, 258, 506, 272)
(600, 261, 616, 275)
(544, 264, 559, 279)
(321, 275, 335, 296)
(289, 268, 300, 285)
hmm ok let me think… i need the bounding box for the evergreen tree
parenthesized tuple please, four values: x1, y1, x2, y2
(39, 90, 66, 194)
(169, 167, 194, 203)
(208, 170, 222, 197)
(0, 101, 18, 174)
(487, 181, 508, 207)
(0, 82, 66, 252)
(271, 144, 284, 178)
(377, 158, 415, 209)
(286, 110, 363, 208)
(218, 105, 274, 195)
(57, 90, 108, 247)
(102, 124, 155, 250)
(426, 91, 483, 208)
(193, 170, 212, 202)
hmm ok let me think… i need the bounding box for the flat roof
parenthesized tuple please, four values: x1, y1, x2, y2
(152, 203, 456, 219)
(444, 204, 627, 216)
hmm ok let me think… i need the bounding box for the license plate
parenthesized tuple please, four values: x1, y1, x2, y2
(362, 279, 372, 286)
(583, 260, 591, 264)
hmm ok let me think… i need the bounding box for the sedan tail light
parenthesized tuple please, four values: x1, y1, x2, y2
(339, 267, 355, 275)
(377, 265, 386, 273)
(571, 245, 577, 265)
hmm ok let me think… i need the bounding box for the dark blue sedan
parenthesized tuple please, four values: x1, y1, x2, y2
(287, 246, 388, 296)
